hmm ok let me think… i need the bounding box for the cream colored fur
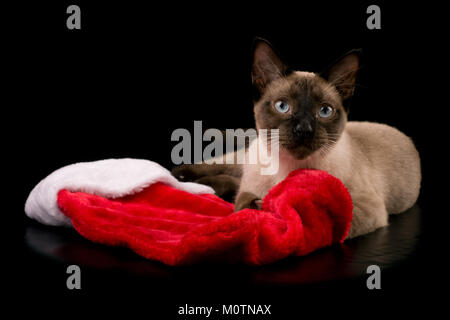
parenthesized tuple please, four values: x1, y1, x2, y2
(238, 121, 421, 238)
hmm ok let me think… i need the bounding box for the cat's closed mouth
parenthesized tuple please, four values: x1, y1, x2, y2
(282, 142, 319, 160)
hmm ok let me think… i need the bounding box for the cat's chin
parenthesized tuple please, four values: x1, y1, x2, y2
(284, 145, 316, 160)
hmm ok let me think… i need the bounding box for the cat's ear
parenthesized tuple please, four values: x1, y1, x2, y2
(323, 49, 361, 100)
(251, 38, 287, 93)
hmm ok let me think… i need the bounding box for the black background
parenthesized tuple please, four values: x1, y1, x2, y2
(10, 0, 446, 318)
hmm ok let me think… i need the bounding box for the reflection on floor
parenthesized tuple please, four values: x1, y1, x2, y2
(24, 205, 421, 285)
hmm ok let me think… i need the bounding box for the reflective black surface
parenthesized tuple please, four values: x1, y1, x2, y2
(24, 205, 422, 285)
(20, 203, 435, 317)
(11, 1, 445, 316)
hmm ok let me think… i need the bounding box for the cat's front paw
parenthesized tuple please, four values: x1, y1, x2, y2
(234, 192, 262, 211)
(195, 175, 240, 202)
(171, 164, 203, 182)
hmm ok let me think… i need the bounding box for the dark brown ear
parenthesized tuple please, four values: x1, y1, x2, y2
(251, 38, 287, 93)
(323, 49, 361, 100)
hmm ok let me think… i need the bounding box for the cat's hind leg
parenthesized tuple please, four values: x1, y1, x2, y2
(347, 192, 388, 238)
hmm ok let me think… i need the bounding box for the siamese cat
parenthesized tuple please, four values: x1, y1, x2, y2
(172, 39, 421, 238)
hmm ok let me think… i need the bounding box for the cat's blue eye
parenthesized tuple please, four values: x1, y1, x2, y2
(274, 100, 290, 114)
(318, 105, 334, 118)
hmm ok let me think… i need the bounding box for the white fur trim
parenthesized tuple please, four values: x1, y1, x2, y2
(25, 158, 214, 227)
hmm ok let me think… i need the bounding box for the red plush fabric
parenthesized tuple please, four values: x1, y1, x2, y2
(57, 169, 353, 266)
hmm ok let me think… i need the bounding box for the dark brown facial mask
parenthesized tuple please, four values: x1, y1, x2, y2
(251, 38, 360, 159)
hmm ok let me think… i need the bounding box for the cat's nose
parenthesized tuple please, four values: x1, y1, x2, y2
(293, 122, 314, 138)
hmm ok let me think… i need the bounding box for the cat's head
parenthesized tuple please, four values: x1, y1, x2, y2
(252, 38, 360, 159)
